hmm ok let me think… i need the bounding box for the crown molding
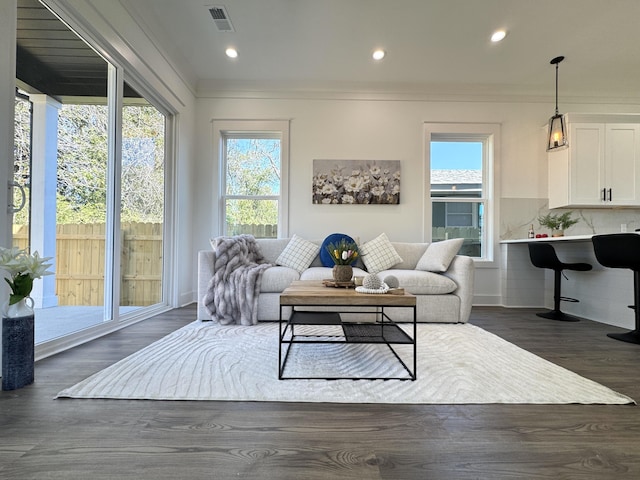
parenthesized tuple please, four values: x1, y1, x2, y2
(195, 80, 640, 105)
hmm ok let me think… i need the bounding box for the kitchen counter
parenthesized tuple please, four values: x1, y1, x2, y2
(500, 233, 636, 329)
(500, 234, 595, 244)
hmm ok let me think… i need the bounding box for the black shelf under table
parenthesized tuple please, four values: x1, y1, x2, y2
(279, 308, 416, 381)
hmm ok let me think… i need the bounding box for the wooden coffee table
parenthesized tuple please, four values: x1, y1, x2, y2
(278, 280, 417, 380)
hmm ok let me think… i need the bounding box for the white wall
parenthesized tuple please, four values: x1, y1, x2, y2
(0, 0, 16, 255)
(194, 97, 538, 241)
(194, 94, 640, 305)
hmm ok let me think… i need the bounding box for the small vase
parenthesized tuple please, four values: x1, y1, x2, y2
(2, 297, 35, 391)
(552, 229, 564, 237)
(332, 264, 353, 283)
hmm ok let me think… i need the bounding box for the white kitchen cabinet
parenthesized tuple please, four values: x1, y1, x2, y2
(548, 120, 640, 208)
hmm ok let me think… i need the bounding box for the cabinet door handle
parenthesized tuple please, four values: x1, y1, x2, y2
(602, 188, 607, 201)
(608, 188, 612, 201)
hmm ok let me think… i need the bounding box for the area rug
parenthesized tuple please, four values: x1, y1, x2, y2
(56, 321, 634, 404)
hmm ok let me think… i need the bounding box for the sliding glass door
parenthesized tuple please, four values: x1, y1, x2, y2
(120, 82, 165, 314)
(13, 1, 170, 348)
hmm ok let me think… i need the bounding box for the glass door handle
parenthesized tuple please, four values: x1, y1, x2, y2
(8, 181, 26, 214)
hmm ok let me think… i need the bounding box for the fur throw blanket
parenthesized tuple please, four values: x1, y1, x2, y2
(202, 235, 272, 326)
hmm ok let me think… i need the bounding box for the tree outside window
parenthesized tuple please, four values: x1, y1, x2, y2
(216, 120, 290, 239)
(225, 137, 280, 236)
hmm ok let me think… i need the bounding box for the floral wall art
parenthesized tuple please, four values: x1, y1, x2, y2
(312, 159, 401, 205)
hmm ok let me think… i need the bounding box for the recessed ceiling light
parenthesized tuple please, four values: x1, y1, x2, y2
(372, 49, 386, 61)
(491, 30, 507, 42)
(225, 47, 238, 58)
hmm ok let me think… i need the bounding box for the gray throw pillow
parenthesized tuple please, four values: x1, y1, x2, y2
(416, 238, 464, 272)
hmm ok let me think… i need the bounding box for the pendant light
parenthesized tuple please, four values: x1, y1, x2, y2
(547, 56, 568, 151)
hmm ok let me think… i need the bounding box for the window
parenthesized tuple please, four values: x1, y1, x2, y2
(425, 124, 499, 260)
(214, 120, 290, 238)
(444, 201, 477, 227)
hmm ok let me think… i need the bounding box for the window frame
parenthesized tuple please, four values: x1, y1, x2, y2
(424, 123, 500, 263)
(444, 201, 476, 228)
(213, 120, 290, 238)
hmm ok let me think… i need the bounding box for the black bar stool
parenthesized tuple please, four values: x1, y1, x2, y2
(528, 242, 592, 321)
(592, 233, 640, 345)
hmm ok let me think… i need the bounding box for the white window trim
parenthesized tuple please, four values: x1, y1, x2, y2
(424, 123, 500, 264)
(212, 119, 290, 238)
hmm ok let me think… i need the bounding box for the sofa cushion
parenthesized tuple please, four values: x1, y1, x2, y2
(299, 267, 334, 281)
(255, 238, 291, 264)
(359, 233, 403, 273)
(416, 238, 464, 273)
(300, 266, 368, 281)
(378, 269, 458, 295)
(319, 233, 357, 267)
(276, 234, 320, 273)
(260, 266, 300, 293)
(390, 242, 429, 270)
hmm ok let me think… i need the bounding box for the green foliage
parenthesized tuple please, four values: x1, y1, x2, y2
(226, 199, 278, 226)
(326, 238, 359, 265)
(538, 211, 579, 231)
(56, 194, 106, 224)
(13, 100, 165, 225)
(13, 97, 31, 225)
(57, 104, 109, 211)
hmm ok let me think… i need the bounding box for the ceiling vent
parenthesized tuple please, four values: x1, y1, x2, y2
(208, 6, 235, 32)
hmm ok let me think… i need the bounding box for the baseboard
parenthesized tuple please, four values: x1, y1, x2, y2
(179, 290, 194, 307)
(472, 294, 502, 306)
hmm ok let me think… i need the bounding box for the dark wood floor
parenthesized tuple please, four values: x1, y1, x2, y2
(1, 305, 639, 480)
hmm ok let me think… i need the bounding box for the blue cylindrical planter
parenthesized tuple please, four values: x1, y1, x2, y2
(2, 315, 35, 391)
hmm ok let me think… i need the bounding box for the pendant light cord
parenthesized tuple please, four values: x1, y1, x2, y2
(550, 56, 564, 116)
(555, 62, 559, 115)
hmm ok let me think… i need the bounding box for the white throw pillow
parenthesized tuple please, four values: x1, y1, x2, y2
(276, 234, 320, 273)
(416, 238, 464, 273)
(359, 233, 403, 274)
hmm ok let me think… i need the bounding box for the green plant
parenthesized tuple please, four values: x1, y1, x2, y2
(537, 211, 579, 231)
(326, 238, 359, 265)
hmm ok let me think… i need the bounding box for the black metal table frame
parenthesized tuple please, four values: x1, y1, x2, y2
(278, 303, 417, 381)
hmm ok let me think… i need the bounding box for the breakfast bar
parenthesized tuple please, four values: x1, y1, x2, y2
(500, 234, 636, 330)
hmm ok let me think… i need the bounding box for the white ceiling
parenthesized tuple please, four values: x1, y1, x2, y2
(123, 0, 640, 100)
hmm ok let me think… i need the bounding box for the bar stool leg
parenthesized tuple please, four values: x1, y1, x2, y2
(535, 269, 581, 322)
(607, 270, 640, 344)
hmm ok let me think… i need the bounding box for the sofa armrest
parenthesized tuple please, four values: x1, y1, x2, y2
(442, 255, 475, 323)
(197, 250, 215, 320)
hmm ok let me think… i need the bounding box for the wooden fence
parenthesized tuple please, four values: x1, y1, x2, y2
(227, 224, 278, 238)
(432, 227, 481, 257)
(12, 222, 162, 307)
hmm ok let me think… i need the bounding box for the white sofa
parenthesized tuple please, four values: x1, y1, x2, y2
(197, 236, 475, 323)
